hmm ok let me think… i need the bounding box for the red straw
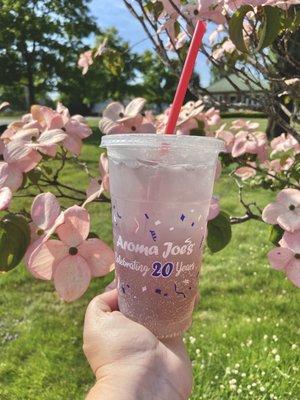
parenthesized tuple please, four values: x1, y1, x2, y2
(165, 21, 206, 134)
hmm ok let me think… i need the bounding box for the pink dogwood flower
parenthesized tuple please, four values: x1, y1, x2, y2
(63, 114, 92, 155)
(78, 50, 93, 75)
(102, 98, 155, 134)
(32, 104, 92, 156)
(268, 230, 300, 287)
(266, 158, 294, 178)
(0, 187, 12, 210)
(27, 205, 115, 301)
(4, 128, 67, 161)
(103, 98, 146, 122)
(232, 131, 268, 161)
(270, 133, 300, 157)
(262, 189, 300, 232)
(208, 196, 220, 220)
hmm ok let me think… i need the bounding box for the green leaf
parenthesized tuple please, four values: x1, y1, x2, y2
(207, 211, 232, 253)
(174, 21, 181, 37)
(0, 214, 30, 272)
(153, 1, 164, 19)
(257, 6, 282, 51)
(270, 148, 294, 161)
(284, 8, 300, 33)
(229, 5, 253, 53)
(269, 224, 284, 246)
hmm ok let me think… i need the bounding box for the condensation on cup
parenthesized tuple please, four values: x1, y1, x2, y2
(101, 134, 224, 338)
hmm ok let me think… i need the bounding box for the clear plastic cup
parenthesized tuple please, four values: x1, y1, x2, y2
(101, 134, 224, 338)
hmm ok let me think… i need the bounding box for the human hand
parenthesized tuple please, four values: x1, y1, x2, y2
(83, 288, 193, 400)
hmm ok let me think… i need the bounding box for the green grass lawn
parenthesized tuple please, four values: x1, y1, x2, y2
(0, 119, 299, 400)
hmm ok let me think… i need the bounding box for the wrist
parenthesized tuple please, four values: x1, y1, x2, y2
(87, 354, 189, 400)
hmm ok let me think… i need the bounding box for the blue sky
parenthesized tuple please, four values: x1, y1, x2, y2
(89, 0, 211, 87)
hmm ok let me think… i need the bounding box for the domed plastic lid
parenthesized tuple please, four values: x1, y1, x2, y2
(101, 134, 224, 152)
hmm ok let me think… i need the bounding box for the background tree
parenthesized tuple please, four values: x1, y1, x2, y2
(135, 51, 200, 111)
(135, 51, 180, 111)
(0, 0, 98, 108)
(58, 29, 141, 115)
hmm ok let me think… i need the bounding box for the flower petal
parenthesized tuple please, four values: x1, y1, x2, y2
(39, 144, 57, 157)
(215, 159, 222, 181)
(262, 202, 286, 225)
(0, 187, 12, 210)
(285, 259, 300, 288)
(27, 239, 68, 280)
(99, 118, 125, 135)
(280, 231, 300, 254)
(87, 177, 102, 198)
(65, 119, 91, 139)
(0, 139, 5, 155)
(99, 153, 108, 178)
(83, 184, 103, 207)
(0, 162, 9, 186)
(231, 137, 246, 158)
(125, 98, 146, 117)
(234, 166, 256, 180)
(0, 101, 10, 111)
(53, 255, 91, 302)
(277, 211, 300, 232)
(36, 129, 67, 147)
(277, 188, 300, 207)
(13, 151, 42, 172)
(56, 205, 90, 246)
(31, 192, 61, 230)
(3, 140, 32, 162)
(138, 122, 156, 133)
(207, 196, 220, 221)
(2, 163, 23, 191)
(103, 102, 124, 121)
(267, 247, 294, 271)
(63, 134, 82, 156)
(78, 238, 115, 277)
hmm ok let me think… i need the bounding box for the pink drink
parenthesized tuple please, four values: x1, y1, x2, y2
(101, 134, 223, 338)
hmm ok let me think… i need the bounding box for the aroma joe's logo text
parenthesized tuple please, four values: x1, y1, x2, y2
(116, 235, 196, 258)
(116, 235, 198, 278)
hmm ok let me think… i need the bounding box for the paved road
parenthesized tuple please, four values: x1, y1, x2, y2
(0, 116, 20, 126)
